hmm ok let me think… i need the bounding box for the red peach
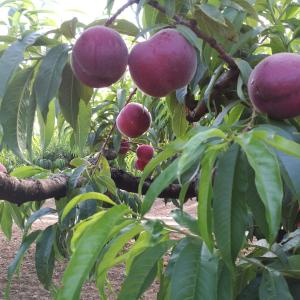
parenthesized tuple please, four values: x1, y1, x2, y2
(119, 139, 130, 155)
(116, 103, 152, 138)
(135, 159, 148, 171)
(129, 28, 197, 97)
(136, 144, 154, 162)
(248, 52, 300, 119)
(71, 26, 128, 88)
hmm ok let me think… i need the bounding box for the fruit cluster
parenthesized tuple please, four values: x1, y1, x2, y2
(72, 25, 300, 132)
(71, 26, 197, 97)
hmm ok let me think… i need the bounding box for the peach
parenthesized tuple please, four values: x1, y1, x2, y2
(135, 159, 148, 171)
(136, 144, 154, 162)
(116, 103, 151, 138)
(128, 28, 197, 97)
(248, 53, 300, 119)
(71, 26, 128, 88)
(0, 163, 7, 173)
(119, 139, 130, 155)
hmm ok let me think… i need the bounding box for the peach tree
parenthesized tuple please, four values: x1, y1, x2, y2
(0, 0, 299, 299)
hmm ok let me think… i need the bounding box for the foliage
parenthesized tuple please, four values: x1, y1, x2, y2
(0, 0, 299, 299)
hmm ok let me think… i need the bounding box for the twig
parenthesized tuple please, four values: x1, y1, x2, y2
(186, 68, 239, 122)
(105, 0, 138, 27)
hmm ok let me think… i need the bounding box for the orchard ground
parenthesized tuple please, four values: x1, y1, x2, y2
(0, 199, 197, 299)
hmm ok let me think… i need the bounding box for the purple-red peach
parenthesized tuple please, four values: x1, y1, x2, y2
(136, 144, 154, 162)
(119, 139, 130, 155)
(135, 159, 148, 171)
(248, 52, 300, 119)
(71, 26, 128, 88)
(128, 28, 197, 97)
(116, 103, 152, 138)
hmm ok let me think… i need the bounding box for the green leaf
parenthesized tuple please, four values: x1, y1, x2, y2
(61, 192, 115, 221)
(236, 134, 283, 243)
(171, 209, 199, 235)
(176, 24, 203, 52)
(178, 127, 225, 177)
(74, 100, 91, 156)
(138, 140, 183, 195)
(198, 149, 218, 251)
(0, 67, 34, 160)
(213, 144, 248, 267)
(141, 158, 179, 215)
(10, 165, 46, 178)
(118, 240, 175, 300)
(166, 93, 189, 138)
(234, 58, 253, 85)
(170, 239, 219, 300)
(252, 129, 300, 159)
(242, 151, 269, 239)
(232, 0, 258, 19)
(24, 207, 56, 236)
(35, 225, 55, 289)
(57, 205, 129, 300)
(58, 63, 81, 129)
(165, 0, 176, 17)
(96, 223, 144, 297)
(0, 31, 41, 98)
(37, 99, 55, 151)
(87, 19, 139, 37)
(5, 230, 41, 298)
(26, 91, 36, 159)
(34, 44, 69, 120)
(259, 269, 293, 300)
(60, 18, 78, 39)
(0, 202, 12, 239)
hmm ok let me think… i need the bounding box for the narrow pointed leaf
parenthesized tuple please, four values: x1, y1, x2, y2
(118, 240, 175, 300)
(213, 144, 248, 266)
(0, 68, 34, 159)
(34, 43, 69, 120)
(35, 225, 56, 289)
(0, 31, 41, 98)
(236, 135, 283, 243)
(57, 205, 129, 300)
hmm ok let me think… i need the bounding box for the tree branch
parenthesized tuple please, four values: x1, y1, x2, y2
(105, 0, 237, 69)
(147, 0, 237, 69)
(186, 68, 239, 122)
(0, 169, 196, 205)
(105, 0, 138, 27)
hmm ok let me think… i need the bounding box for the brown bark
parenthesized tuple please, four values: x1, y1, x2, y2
(0, 169, 196, 205)
(0, 173, 68, 205)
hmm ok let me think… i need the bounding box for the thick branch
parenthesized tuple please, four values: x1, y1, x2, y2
(0, 173, 68, 205)
(0, 169, 196, 205)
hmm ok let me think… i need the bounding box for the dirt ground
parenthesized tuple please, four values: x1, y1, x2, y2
(0, 199, 197, 300)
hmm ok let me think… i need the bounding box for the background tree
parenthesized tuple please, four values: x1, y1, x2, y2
(0, 0, 299, 299)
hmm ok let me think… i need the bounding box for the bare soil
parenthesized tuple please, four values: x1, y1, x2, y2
(0, 199, 197, 300)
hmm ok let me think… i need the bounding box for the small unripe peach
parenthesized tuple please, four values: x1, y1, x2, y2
(248, 52, 300, 119)
(0, 163, 7, 173)
(119, 139, 130, 155)
(116, 103, 151, 138)
(135, 159, 148, 171)
(136, 144, 154, 162)
(71, 26, 128, 88)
